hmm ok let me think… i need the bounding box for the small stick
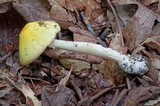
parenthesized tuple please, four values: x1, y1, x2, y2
(70, 79, 83, 100)
(106, 0, 124, 46)
(0, 52, 12, 63)
(80, 12, 95, 35)
(80, 12, 107, 47)
(78, 84, 126, 106)
(110, 89, 119, 106)
(112, 89, 128, 106)
(126, 77, 131, 90)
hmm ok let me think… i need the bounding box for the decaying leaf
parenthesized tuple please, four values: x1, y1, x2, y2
(142, 36, 160, 53)
(125, 86, 160, 104)
(0, 87, 12, 98)
(58, 68, 72, 87)
(152, 23, 160, 36)
(48, 0, 76, 29)
(16, 78, 42, 106)
(142, 50, 160, 70)
(6, 52, 22, 76)
(59, 58, 90, 74)
(92, 60, 124, 85)
(13, 2, 51, 22)
(48, 0, 104, 29)
(113, 1, 158, 50)
(0, 2, 12, 14)
(70, 26, 99, 43)
(140, 0, 158, 5)
(122, 3, 158, 50)
(142, 36, 160, 70)
(115, 4, 138, 25)
(45, 49, 103, 63)
(41, 85, 76, 106)
(0, 9, 24, 56)
(112, 0, 137, 5)
(144, 96, 160, 106)
(109, 33, 127, 53)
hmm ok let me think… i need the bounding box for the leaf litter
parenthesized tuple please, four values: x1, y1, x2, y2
(0, 0, 160, 106)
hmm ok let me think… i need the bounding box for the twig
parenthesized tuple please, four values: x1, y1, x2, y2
(78, 84, 126, 106)
(141, 75, 154, 82)
(0, 52, 12, 63)
(70, 78, 83, 100)
(23, 77, 51, 84)
(90, 84, 125, 101)
(110, 89, 119, 105)
(126, 77, 131, 90)
(80, 12, 95, 35)
(55, 67, 73, 92)
(1, 71, 19, 89)
(106, 0, 124, 46)
(80, 12, 107, 47)
(112, 89, 128, 106)
(1, 71, 42, 106)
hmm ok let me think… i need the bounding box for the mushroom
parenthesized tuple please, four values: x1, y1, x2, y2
(19, 21, 149, 75)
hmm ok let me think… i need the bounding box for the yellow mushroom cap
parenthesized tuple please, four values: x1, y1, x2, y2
(19, 21, 61, 66)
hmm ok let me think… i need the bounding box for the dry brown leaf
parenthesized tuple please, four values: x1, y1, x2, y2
(92, 60, 124, 85)
(158, 2, 160, 12)
(126, 86, 160, 103)
(1, 72, 41, 106)
(54, 0, 101, 22)
(0, 87, 12, 98)
(152, 23, 160, 36)
(124, 97, 139, 106)
(58, 68, 72, 87)
(48, 0, 103, 29)
(45, 49, 103, 63)
(142, 36, 160, 70)
(0, 9, 24, 56)
(113, 1, 158, 50)
(48, 0, 78, 29)
(109, 33, 127, 53)
(112, 0, 137, 5)
(122, 3, 157, 50)
(13, 2, 51, 22)
(69, 26, 98, 43)
(16, 78, 42, 106)
(115, 4, 138, 25)
(144, 96, 160, 106)
(41, 85, 76, 106)
(0, 2, 12, 14)
(0, 0, 18, 4)
(142, 36, 160, 53)
(87, 71, 112, 88)
(59, 58, 90, 74)
(0, 82, 21, 106)
(140, 0, 158, 5)
(143, 50, 160, 70)
(6, 52, 22, 76)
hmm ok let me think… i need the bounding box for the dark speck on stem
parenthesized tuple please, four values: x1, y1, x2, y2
(74, 44, 78, 47)
(54, 25, 57, 29)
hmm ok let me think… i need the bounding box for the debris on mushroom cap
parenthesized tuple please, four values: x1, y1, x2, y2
(19, 21, 61, 66)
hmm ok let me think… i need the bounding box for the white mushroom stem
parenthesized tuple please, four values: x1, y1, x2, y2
(49, 40, 149, 75)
